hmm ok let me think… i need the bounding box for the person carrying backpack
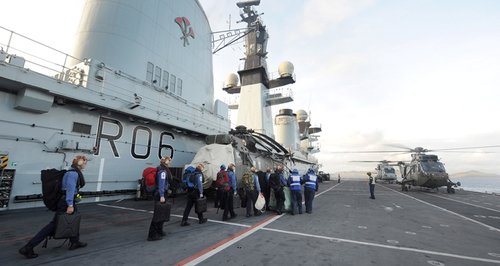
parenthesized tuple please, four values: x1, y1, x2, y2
(222, 163, 238, 221)
(147, 156, 171, 241)
(180, 164, 208, 226)
(214, 164, 228, 209)
(19, 155, 88, 259)
(242, 167, 261, 217)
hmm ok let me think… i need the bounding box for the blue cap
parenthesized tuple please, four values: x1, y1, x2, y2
(220, 164, 226, 169)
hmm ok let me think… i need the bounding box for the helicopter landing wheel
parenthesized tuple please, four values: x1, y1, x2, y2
(451, 187, 455, 194)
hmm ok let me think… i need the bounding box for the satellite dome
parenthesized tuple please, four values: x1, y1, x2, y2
(296, 109, 308, 122)
(278, 61, 294, 78)
(224, 73, 239, 88)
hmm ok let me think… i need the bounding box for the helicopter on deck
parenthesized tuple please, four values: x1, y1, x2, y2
(396, 147, 460, 193)
(333, 144, 500, 193)
(352, 160, 399, 184)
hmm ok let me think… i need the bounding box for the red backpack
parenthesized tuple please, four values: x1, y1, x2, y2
(142, 167, 158, 192)
(215, 170, 230, 191)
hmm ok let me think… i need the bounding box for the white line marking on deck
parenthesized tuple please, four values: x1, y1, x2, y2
(176, 182, 342, 265)
(427, 260, 445, 266)
(426, 194, 500, 213)
(95, 158, 105, 202)
(97, 203, 250, 228)
(261, 227, 500, 264)
(381, 186, 500, 233)
(98, 183, 500, 265)
(179, 214, 282, 266)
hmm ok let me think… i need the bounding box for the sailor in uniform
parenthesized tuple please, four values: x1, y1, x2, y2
(303, 168, 319, 214)
(19, 155, 88, 259)
(368, 172, 375, 199)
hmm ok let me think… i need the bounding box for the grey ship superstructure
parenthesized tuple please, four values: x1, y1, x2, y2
(188, 0, 322, 183)
(0, 0, 230, 210)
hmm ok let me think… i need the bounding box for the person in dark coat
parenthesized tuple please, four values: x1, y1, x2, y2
(269, 165, 286, 215)
(262, 167, 272, 211)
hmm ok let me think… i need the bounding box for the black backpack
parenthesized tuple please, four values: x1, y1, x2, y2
(41, 169, 72, 211)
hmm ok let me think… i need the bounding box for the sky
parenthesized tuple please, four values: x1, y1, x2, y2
(1, 0, 499, 175)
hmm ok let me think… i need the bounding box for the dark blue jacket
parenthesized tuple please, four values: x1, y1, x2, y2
(228, 169, 237, 191)
(62, 169, 79, 206)
(157, 167, 169, 197)
(304, 171, 318, 191)
(288, 170, 302, 191)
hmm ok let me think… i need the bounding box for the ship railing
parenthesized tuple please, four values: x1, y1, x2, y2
(0, 25, 84, 82)
(0, 26, 230, 133)
(265, 87, 293, 98)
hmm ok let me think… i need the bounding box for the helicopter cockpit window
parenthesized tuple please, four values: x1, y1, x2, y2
(421, 161, 446, 173)
(385, 168, 395, 173)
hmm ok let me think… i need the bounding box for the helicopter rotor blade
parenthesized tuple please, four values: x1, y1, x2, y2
(429, 145, 500, 151)
(350, 160, 402, 163)
(324, 144, 500, 155)
(325, 150, 407, 154)
(384, 143, 414, 151)
(431, 150, 498, 154)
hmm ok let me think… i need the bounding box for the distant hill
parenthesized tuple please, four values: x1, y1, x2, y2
(451, 171, 500, 178)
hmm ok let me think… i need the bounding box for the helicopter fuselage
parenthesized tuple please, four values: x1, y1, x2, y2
(375, 164, 397, 183)
(400, 154, 451, 189)
(188, 131, 318, 190)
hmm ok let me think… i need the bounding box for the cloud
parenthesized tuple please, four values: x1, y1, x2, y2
(299, 0, 375, 36)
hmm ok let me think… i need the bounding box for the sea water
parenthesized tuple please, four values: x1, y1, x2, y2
(453, 177, 500, 194)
